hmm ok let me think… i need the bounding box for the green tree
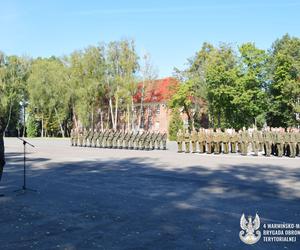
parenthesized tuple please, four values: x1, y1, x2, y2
(168, 108, 183, 141)
(267, 34, 300, 127)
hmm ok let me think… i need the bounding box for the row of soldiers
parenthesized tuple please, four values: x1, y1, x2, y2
(177, 127, 300, 158)
(70, 128, 167, 150)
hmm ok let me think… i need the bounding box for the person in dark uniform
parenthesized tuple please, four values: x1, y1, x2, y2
(0, 123, 5, 197)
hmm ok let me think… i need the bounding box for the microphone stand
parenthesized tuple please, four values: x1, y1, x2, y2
(14, 137, 37, 194)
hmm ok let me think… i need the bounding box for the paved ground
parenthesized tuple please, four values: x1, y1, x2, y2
(0, 138, 299, 250)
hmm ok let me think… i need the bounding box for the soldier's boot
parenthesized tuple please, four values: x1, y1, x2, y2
(163, 142, 166, 150)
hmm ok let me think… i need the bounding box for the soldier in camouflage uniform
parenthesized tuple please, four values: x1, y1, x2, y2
(70, 129, 75, 146)
(107, 129, 115, 148)
(206, 129, 213, 154)
(74, 129, 79, 146)
(162, 132, 167, 150)
(275, 127, 284, 157)
(289, 128, 297, 158)
(150, 132, 156, 150)
(78, 129, 84, 147)
(176, 129, 183, 153)
(241, 127, 249, 156)
(223, 129, 229, 154)
(258, 130, 263, 152)
(197, 128, 205, 153)
(184, 129, 190, 153)
(132, 131, 137, 149)
(237, 129, 242, 153)
(191, 129, 198, 153)
(124, 130, 130, 149)
(118, 130, 125, 149)
(263, 127, 272, 157)
(213, 128, 222, 154)
(83, 128, 89, 147)
(156, 132, 162, 150)
(97, 130, 103, 148)
(92, 129, 99, 147)
(144, 131, 151, 150)
(251, 126, 259, 156)
(297, 128, 300, 157)
(103, 129, 109, 148)
(230, 129, 237, 153)
(87, 128, 93, 147)
(113, 130, 120, 149)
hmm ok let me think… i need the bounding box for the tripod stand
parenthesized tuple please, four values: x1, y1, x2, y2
(14, 137, 37, 194)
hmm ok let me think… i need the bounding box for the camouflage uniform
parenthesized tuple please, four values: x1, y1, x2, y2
(296, 129, 300, 157)
(150, 132, 156, 150)
(124, 131, 130, 149)
(177, 129, 183, 153)
(206, 129, 213, 154)
(79, 129, 84, 147)
(258, 131, 263, 152)
(92, 129, 98, 147)
(275, 129, 284, 157)
(102, 130, 109, 148)
(70, 129, 75, 146)
(88, 129, 94, 147)
(83, 128, 89, 147)
(191, 129, 198, 153)
(241, 128, 249, 156)
(198, 128, 206, 153)
(131, 131, 137, 150)
(230, 130, 238, 153)
(263, 128, 272, 157)
(213, 129, 222, 154)
(162, 132, 167, 150)
(98, 131, 104, 148)
(144, 132, 151, 150)
(184, 130, 190, 153)
(118, 131, 125, 149)
(222, 130, 229, 154)
(113, 130, 120, 149)
(156, 132, 162, 150)
(289, 129, 297, 158)
(251, 128, 259, 156)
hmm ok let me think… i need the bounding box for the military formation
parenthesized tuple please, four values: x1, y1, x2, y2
(176, 127, 300, 158)
(70, 128, 167, 150)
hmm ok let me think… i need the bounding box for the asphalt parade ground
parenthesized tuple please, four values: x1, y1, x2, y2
(0, 138, 299, 250)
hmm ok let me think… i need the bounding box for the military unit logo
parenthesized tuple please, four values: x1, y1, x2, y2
(239, 213, 261, 245)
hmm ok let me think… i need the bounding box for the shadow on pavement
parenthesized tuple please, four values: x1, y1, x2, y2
(0, 152, 299, 250)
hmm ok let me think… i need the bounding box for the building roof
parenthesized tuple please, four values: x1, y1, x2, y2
(133, 77, 179, 104)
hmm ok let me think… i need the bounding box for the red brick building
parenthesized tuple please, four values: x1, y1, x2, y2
(133, 77, 179, 132)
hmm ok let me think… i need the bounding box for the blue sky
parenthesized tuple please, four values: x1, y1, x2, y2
(0, 0, 299, 77)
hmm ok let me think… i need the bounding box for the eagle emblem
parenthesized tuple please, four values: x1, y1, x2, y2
(239, 213, 261, 244)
